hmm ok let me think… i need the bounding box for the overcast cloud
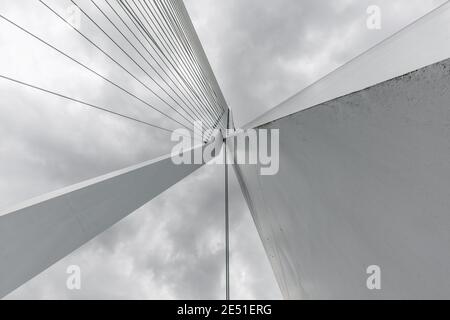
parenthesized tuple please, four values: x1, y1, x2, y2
(0, 0, 446, 299)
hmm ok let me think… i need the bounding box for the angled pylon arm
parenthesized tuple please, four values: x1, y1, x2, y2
(0, 137, 222, 298)
(231, 58, 450, 299)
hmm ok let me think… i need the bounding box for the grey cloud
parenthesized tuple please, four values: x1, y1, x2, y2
(1, 0, 444, 300)
(186, 0, 445, 126)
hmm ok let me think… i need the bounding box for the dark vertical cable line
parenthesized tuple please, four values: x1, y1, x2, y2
(103, 0, 213, 132)
(224, 109, 230, 301)
(172, 0, 229, 132)
(93, 0, 202, 126)
(167, 2, 226, 125)
(155, 0, 224, 121)
(136, 1, 219, 130)
(37, 1, 196, 133)
(173, 0, 228, 111)
(173, 1, 227, 117)
(68, 0, 203, 134)
(133, 0, 220, 127)
(165, 0, 225, 114)
(122, 0, 222, 131)
(146, 0, 222, 122)
(117, 0, 218, 131)
(90, 0, 210, 132)
(161, 0, 225, 123)
(162, 0, 225, 116)
(137, 0, 220, 127)
(179, 2, 228, 113)
(0, 12, 194, 135)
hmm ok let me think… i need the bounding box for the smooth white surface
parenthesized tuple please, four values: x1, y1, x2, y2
(233, 58, 450, 299)
(245, 1, 450, 129)
(0, 141, 221, 298)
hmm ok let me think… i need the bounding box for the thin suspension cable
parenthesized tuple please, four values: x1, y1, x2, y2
(166, 0, 225, 117)
(103, 0, 212, 129)
(162, 0, 224, 115)
(224, 109, 230, 301)
(173, 0, 228, 111)
(140, 0, 221, 128)
(178, 0, 228, 111)
(116, 0, 218, 130)
(120, 0, 218, 129)
(168, 0, 229, 132)
(143, 1, 223, 128)
(97, 0, 213, 131)
(110, 0, 205, 122)
(0, 12, 196, 136)
(130, 0, 229, 132)
(0, 74, 198, 140)
(90, 0, 210, 131)
(37, 2, 197, 132)
(159, 0, 224, 117)
(136, 0, 218, 127)
(67, 0, 202, 133)
(164, 3, 224, 125)
(141, 0, 221, 123)
(154, 0, 223, 120)
(1, 1, 227, 144)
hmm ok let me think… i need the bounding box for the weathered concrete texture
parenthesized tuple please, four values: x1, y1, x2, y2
(234, 58, 450, 299)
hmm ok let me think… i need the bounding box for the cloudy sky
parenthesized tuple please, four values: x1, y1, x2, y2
(0, 0, 446, 299)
